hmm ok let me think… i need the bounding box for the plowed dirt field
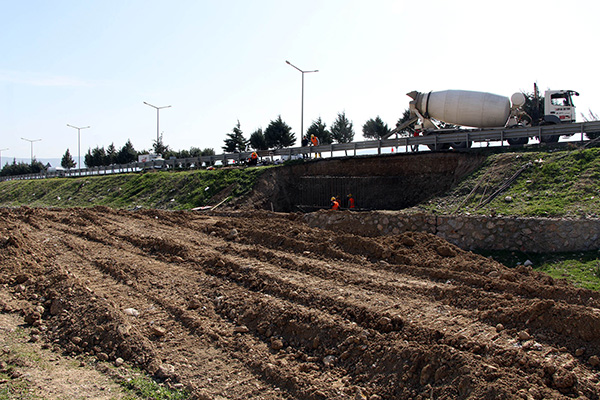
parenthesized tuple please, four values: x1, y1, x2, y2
(2, 206, 600, 399)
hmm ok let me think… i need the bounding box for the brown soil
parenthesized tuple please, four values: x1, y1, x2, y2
(0, 307, 130, 399)
(1, 206, 600, 399)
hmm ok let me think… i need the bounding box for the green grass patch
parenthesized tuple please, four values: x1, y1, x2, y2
(120, 373, 189, 400)
(0, 380, 41, 400)
(414, 147, 600, 218)
(0, 167, 266, 210)
(476, 249, 600, 291)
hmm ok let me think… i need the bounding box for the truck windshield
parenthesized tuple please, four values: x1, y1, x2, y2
(550, 93, 572, 107)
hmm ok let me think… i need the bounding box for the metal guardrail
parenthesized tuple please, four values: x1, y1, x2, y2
(2, 121, 599, 182)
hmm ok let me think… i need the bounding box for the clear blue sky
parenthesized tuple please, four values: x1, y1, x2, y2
(2, 0, 599, 166)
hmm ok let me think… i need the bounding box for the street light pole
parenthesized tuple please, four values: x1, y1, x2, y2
(21, 138, 41, 163)
(286, 60, 318, 139)
(0, 148, 8, 169)
(143, 102, 171, 147)
(67, 124, 90, 171)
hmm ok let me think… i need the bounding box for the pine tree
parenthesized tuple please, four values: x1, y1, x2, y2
(222, 120, 248, 153)
(264, 116, 295, 149)
(61, 148, 76, 169)
(306, 117, 332, 144)
(116, 140, 137, 164)
(331, 112, 355, 143)
(106, 143, 117, 165)
(249, 128, 268, 150)
(152, 134, 170, 157)
(362, 116, 390, 140)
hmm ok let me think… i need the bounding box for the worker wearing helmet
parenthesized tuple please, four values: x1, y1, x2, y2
(311, 134, 321, 158)
(330, 196, 339, 210)
(248, 151, 258, 166)
(347, 193, 355, 209)
(310, 134, 320, 146)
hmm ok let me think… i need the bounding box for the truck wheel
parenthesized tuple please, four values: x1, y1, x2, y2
(538, 121, 560, 143)
(450, 141, 472, 149)
(507, 137, 528, 146)
(539, 135, 560, 143)
(585, 131, 600, 140)
(427, 143, 451, 151)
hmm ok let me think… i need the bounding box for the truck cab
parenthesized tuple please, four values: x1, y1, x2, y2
(544, 90, 579, 123)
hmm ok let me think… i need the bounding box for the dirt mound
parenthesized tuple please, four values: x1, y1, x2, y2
(1, 206, 600, 399)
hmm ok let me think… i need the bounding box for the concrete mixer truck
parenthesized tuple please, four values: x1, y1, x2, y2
(392, 85, 579, 149)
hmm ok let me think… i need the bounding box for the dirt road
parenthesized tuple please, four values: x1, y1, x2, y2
(1, 206, 600, 399)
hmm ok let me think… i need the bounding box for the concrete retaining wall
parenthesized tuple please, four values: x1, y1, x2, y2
(303, 211, 600, 253)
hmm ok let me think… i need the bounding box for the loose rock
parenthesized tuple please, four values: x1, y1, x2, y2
(151, 326, 167, 336)
(123, 308, 139, 317)
(271, 338, 284, 351)
(552, 368, 576, 389)
(323, 355, 336, 367)
(156, 363, 176, 379)
(518, 331, 532, 341)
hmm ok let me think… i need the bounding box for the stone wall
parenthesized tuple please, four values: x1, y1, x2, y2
(303, 211, 600, 253)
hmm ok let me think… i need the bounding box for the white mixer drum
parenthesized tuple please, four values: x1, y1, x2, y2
(415, 90, 511, 128)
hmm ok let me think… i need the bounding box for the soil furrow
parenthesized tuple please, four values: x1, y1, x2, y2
(2, 207, 600, 399)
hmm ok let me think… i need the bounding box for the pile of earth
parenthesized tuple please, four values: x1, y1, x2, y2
(1, 206, 600, 399)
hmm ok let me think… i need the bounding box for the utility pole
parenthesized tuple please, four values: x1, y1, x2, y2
(21, 138, 41, 163)
(0, 148, 8, 169)
(67, 124, 90, 171)
(143, 101, 171, 149)
(286, 60, 318, 139)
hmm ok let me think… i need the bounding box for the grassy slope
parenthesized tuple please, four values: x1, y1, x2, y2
(0, 167, 264, 210)
(410, 146, 600, 290)
(409, 147, 600, 218)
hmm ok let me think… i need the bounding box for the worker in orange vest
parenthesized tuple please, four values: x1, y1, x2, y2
(248, 151, 258, 166)
(347, 193, 355, 209)
(330, 196, 339, 210)
(311, 134, 321, 158)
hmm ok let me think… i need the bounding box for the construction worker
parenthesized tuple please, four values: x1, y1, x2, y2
(248, 151, 258, 166)
(347, 193, 355, 209)
(330, 196, 339, 210)
(311, 134, 321, 158)
(301, 135, 309, 158)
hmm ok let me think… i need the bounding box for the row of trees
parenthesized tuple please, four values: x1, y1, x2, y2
(0, 138, 217, 177)
(222, 112, 410, 153)
(1, 112, 406, 177)
(223, 112, 358, 153)
(80, 139, 216, 168)
(0, 159, 46, 177)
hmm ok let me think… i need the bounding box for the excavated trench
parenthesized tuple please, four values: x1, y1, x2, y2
(250, 152, 488, 212)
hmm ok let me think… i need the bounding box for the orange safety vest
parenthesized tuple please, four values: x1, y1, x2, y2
(348, 197, 355, 209)
(311, 136, 320, 146)
(331, 200, 339, 210)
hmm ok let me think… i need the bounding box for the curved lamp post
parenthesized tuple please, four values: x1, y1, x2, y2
(286, 60, 318, 138)
(67, 124, 90, 171)
(144, 101, 171, 146)
(21, 137, 41, 163)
